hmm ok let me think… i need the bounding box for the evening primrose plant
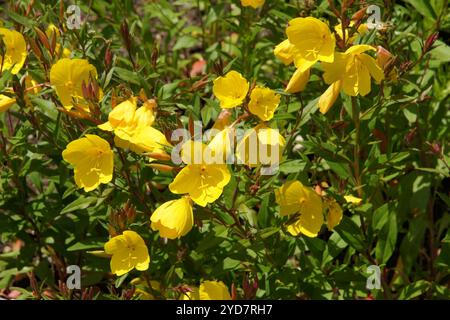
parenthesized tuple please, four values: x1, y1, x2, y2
(0, 0, 449, 301)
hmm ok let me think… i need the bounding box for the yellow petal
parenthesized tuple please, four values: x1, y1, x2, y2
(286, 68, 310, 93)
(0, 94, 16, 112)
(344, 195, 362, 204)
(318, 80, 342, 114)
(199, 281, 231, 300)
(325, 199, 343, 230)
(273, 39, 298, 65)
(359, 53, 384, 84)
(275, 180, 304, 216)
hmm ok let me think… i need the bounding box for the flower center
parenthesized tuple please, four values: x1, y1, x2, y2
(65, 80, 75, 92)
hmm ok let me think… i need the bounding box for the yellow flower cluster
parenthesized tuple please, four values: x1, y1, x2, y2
(212, 70, 285, 168)
(274, 17, 384, 114)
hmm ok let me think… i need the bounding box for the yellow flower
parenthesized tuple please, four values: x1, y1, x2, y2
(199, 281, 232, 300)
(0, 94, 16, 112)
(169, 142, 231, 207)
(150, 197, 194, 239)
(273, 39, 299, 65)
(62, 134, 114, 192)
(104, 230, 150, 276)
(275, 180, 324, 237)
(180, 287, 200, 300)
(334, 22, 368, 44)
(344, 195, 362, 204)
(236, 123, 285, 168)
(213, 71, 249, 109)
(50, 58, 99, 111)
(285, 68, 310, 94)
(45, 24, 71, 58)
(99, 97, 169, 154)
(241, 0, 265, 9)
(0, 28, 27, 75)
(324, 198, 343, 230)
(286, 17, 335, 72)
(132, 279, 161, 300)
(248, 86, 281, 121)
(319, 45, 384, 113)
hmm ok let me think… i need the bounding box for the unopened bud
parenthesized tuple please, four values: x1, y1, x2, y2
(147, 163, 174, 172)
(424, 32, 439, 53)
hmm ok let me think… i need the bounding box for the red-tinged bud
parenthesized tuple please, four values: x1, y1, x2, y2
(29, 38, 43, 60)
(105, 46, 113, 69)
(405, 128, 416, 145)
(242, 274, 258, 299)
(428, 142, 441, 155)
(35, 27, 51, 53)
(424, 32, 439, 53)
(60, 1, 65, 23)
(120, 20, 132, 54)
(151, 46, 159, 69)
(231, 282, 237, 300)
(249, 183, 260, 195)
(351, 6, 367, 22)
(376, 46, 394, 69)
(108, 223, 117, 237)
(81, 80, 89, 100)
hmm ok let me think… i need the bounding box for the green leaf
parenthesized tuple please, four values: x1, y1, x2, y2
(173, 36, 198, 51)
(375, 211, 397, 264)
(398, 280, 430, 299)
(334, 216, 366, 252)
(60, 196, 98, 214)
(67, 240, 104, 251)
(403, 0, 437, 20)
